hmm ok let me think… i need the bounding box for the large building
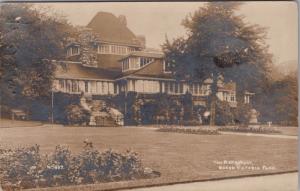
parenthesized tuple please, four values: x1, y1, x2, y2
(52, 12, 252, 126)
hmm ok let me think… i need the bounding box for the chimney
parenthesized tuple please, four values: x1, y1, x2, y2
(118, 15, 127, 26)
(136, 35, 146, 48)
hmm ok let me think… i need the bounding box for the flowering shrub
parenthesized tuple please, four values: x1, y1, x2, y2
(157, 126, 219, 135)
(218, 126, 281, 134)
(0, 144, 159, 189)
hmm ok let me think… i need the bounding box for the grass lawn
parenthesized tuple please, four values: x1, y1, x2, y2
(0, 126, 297, 191)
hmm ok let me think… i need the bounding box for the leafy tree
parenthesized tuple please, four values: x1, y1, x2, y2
(163, 2, 272, 125)
(0, 31, 17, 106)
(255, 72, 298, 126)
(0, 4, 74, 106)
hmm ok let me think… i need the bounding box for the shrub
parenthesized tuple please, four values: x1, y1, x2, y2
(183, 120, 202, 126)
(65, 104, 90, 125)
(157, 126, 219, 135)
(0, 145, 42, 189)
(0, 144, 159, 189)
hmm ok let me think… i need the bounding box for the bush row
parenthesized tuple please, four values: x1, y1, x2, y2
(218, 126, 281, 134)
(157, 126, 219, 135)
(0, 144, 159, 190)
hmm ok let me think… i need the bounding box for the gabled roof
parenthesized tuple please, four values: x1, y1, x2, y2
(87, 12, 141, 47)
(54, 61, 121, 80)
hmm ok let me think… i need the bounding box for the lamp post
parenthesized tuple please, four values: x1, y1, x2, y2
(51, 89, 54, 125)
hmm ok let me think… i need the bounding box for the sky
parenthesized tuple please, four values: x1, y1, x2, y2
(39, 2, 298, 66)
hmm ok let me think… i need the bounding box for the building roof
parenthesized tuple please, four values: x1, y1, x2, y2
(218, 81, 236, 92)
(96, 54, 124, 72)
(54, 61, 121, 80)
(117, 59, 173, 80)
(87, 12, 142, 47)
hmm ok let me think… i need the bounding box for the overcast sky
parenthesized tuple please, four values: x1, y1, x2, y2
(40, 2, 297, 66)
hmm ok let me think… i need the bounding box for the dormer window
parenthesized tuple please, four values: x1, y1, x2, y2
(122, 57, 139, 71)
(140, 57, 154, 67)
(67, 46, 80, 57)
(122, 56, 154, 72)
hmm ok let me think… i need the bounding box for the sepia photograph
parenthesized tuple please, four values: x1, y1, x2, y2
(0, 1, 298, 191)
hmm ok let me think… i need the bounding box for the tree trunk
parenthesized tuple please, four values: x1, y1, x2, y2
(209, 74, 218, 126)
(209, 96, 216, 126)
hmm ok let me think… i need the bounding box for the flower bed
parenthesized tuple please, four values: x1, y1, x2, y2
(157, 126, 219, 135)
(218, 125, 281, 134)
(0, 144, 160, 190)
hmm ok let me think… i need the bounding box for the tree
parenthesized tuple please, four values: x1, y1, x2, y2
(255, 72, 298, 126)
(0, 31, 17, 105)
(0, 4, 74, 107)
(215, 101, 234, 126)
(163, 2, 272, 125)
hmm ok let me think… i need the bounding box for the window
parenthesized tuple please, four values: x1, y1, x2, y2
(175, 83, 179, 93)
(122, 47, 126, 54)
(194, 84, 199, 95)
(140, 57, 153, 67)
(85, 81, 89, 93)
(170, 82, 174, 93)
(98, 44, 135, 55)
(72, 47, 79, 55)
(165, 82, 169, 93)
(67, 49, 71, 57)
(180, 83, 183, 94)
(164, 61, 172, 73)
(59, 80, 65, 89)
(72, 81, 78, 92)
(111, 45, 116, 53)
(98, 44, 110, 54)
(122, 59, 129, 71)
(66, 80, 72, 92)
(67, 46, 80, 57)
(231, 94, 235, 102)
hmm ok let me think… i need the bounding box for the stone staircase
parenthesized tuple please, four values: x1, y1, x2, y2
(80, 96, 124, 127)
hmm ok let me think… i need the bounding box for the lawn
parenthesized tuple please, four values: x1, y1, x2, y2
(0, 125, 297, 191)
